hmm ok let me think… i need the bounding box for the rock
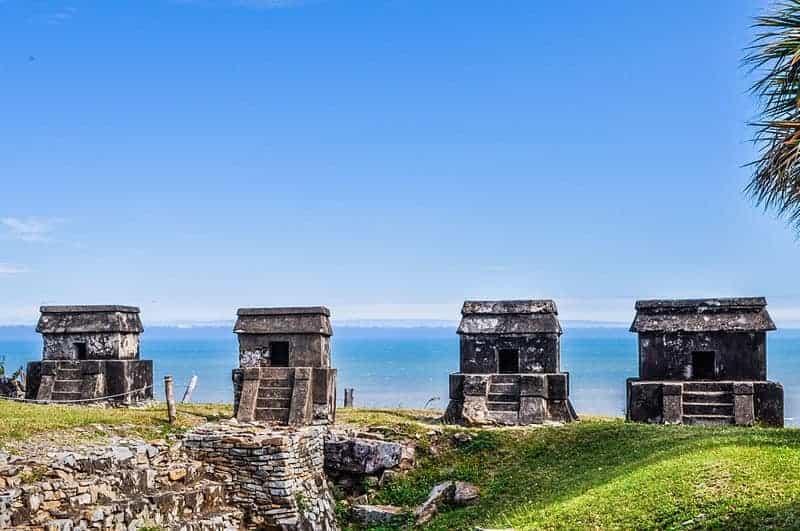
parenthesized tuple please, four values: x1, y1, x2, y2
(351, 504, 407, 526)
(453, 481, 479, 505)
(413, 481, 455, 525)
(452, 432, 473, 445)
(168, 467, 187, 481)
(324, 435, 404, 474)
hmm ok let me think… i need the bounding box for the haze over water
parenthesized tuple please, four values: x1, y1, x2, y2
(2, 326, 799, 425)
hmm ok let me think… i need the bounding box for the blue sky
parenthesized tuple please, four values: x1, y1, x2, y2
(2, 0, 800, 325)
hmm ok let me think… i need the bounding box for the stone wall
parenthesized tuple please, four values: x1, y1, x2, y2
(42, 333, 139, 361)
(183, 422, 337, 530)
(0, 437, 242, 530)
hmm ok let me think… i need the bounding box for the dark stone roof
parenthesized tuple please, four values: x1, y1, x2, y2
(458, 300, 562, 335)
(630, 297, 776, 333)
(234, 306, 333, 336)
(37, 305, 143, 334)
(237, 307, 330, 317)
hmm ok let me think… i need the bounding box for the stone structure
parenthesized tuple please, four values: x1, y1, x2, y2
(183, 422, 337, 530)
(445, 300, 577, 425)
(232, 307, 336, 425)
(626, 297, 784, 427)
(26, 306, 153, 405)
(0, 436, 242, 530)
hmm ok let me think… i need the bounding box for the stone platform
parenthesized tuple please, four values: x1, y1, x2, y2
(446, 373, 577, 425)
(26, 359, 153, 405)
(627, 379, 784, 427)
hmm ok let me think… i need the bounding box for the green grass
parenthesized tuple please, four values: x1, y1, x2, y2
(339, 410, 800, 530)
(0, 400, 232, 445)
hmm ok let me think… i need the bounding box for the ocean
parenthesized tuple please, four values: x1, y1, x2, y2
(1, 326, 799, 425)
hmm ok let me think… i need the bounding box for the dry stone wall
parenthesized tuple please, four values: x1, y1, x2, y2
(183, 422, 337, 530)
(0, 437, 241, 530)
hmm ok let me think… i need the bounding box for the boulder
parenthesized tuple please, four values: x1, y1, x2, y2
(324, 435, 403, 475)
(352, 504, 407, 526)
(414, 481, 455, 525)
(453, 481, 479, 505)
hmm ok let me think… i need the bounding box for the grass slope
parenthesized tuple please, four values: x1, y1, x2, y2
(338, 410, 800, 530)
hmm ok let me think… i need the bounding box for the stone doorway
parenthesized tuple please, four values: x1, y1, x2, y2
(691, 351, 715, 380)
(74, 342, 88, 360)
(498, 348, 519, 374)
(270, 341, 290, 367)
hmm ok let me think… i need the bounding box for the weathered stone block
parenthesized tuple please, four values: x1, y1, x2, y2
(518, 396, 546, 424)
(462, 375, 490, 396)
(546, 374, 568, 399)
(519, 374, 547, 397)
(627, 380, 663, 423)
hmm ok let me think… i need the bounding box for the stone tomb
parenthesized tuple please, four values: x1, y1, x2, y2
(626, 297, 784, 427)
(232, 307, 337, 425)
(26, 305, 153, 404)
(446, 300, 577, 425)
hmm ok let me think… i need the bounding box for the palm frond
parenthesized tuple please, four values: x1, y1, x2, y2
(745, 0, 800, 232)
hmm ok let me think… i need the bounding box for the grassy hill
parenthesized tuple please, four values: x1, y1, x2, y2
(1, 402, 799, 529)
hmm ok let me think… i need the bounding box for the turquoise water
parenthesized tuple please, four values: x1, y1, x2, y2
(2, 327, 799, 424)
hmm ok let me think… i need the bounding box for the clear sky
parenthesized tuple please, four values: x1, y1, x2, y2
(2, 0, 800, 326)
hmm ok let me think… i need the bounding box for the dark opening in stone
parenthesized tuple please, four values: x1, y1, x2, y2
(498, 348, 519, 374)
(270, 341, 290, 367)
(74, 342, 88, 360)
(691, 351, 715, 380)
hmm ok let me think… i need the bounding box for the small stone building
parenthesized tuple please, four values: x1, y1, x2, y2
(26, 305, 153, 404)
(445, 300, 577, 425)
(627, 297, 784, 427)
(232, 307, 336, 425)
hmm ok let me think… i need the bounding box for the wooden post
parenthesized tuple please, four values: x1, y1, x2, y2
(344, 388, 354, 408)
(165, 375, 176, 424)
(181, 375, 198, 403)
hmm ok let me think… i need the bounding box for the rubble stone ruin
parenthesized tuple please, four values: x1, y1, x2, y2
(627, 297, 784, 427)
(26, 305, 153, 404)
(445, 300, 577, 425)
(232, 306, 337, 425)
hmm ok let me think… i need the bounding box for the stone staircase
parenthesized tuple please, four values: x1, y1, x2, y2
(50, 360, 84, 402)
(682, 381, 735, 426)
(486, 374, 521, 424)
(254, 374, 293, 423)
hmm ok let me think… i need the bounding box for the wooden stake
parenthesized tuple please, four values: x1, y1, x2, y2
(181, 375, 198, 403)
(344, 388, 354, 408)
(165, 375, 176, 424)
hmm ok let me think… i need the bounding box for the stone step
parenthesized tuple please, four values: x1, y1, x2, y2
(56, 360, 81, 368)
(683, 414, 735, 426)
(53, 379, 82, 393)
(259, 378, 292, 388)
(51, 391, 82, 402)
(488, 393, 518, 403)
(254, 407, 290, 423)
(256, 398, 291, 409)
(56, 368, 81, 378)
(683, 382, 734, 393)
(683, 402, 734, 416)
(257, 386, 293, 399)
(489, 383, 519, 395)
(682, 391, 733, 404)
(487, 401, 519, 412)
(491, 375, 520, 385)
(487, 410, 519, 425)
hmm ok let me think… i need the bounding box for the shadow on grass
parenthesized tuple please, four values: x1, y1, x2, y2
(373, 420, 800, 530)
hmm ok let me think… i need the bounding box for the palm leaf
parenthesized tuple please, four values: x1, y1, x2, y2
(745, 0, 800, 231)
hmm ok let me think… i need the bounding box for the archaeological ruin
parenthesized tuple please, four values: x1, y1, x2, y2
(232, 306, 337, 425)
(626, 297, 784, 427)
(26, 305, 153, 404)
(445, 300, 578, 425)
